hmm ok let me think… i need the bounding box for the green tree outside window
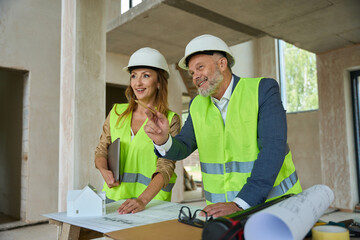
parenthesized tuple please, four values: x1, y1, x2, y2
(281, 41, 319, 113)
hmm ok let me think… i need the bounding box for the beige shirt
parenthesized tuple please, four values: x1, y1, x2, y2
(95, 112, 181, 187)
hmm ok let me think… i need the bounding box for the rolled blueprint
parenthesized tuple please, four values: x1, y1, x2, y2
(244, 184, 334, 240)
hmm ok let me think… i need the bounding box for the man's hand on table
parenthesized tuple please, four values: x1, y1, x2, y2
(200, 202, 243, 218)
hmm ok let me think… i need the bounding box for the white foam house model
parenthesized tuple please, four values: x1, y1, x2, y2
(67, 184, 106, 217)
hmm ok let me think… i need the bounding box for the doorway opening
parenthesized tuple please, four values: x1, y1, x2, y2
(0, 67, 27, 224)
(106, 83, 128, 116)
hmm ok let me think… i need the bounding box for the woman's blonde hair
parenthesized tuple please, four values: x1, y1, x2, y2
(114, 67, 169, 126)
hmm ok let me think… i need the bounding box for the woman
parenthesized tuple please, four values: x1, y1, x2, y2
(94, 47, 181, 214)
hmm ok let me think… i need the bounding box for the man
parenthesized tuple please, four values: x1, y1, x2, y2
(144, 34, 302, 217)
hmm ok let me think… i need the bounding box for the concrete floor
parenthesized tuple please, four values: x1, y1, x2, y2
(0, 222, 58, 240)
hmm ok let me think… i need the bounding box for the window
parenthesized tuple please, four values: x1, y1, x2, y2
(278, 40, 319, 113)
(121, 0, 142, 14)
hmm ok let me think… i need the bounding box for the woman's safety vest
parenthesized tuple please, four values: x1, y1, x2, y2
(102, 104, 177, 201)
(190, 77, 302, 205)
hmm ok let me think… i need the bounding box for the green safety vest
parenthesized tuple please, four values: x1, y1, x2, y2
(190, 77, 302, 205)
(102, 104, 177, 201)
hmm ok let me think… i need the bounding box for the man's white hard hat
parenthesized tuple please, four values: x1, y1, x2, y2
(123, 47, 170, 78)
(178, 34, 235, 70)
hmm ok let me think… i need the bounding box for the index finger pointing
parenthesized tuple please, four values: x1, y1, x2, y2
(144, 108, 156, 120)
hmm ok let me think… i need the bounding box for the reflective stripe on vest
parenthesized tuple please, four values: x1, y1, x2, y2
(204, 170, 299, 202)
(201, 161, 255, 174)
(121, 172, 174, 193)
(267, 171, 298, 199)
(204, 190, 226, 203)
(200, 145, 290, 174)
(200, 146, 290, 174)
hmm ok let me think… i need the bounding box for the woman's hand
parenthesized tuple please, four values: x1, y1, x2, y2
(117, 198, 147, 214)
(143, 105, 170, 145)
(100, 168, 119, 188)
(95, 157, 120, 188)
(117, 173, 164, 214)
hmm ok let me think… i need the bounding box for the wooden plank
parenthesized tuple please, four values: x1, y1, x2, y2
(49, 219, 63, 239)
(60, 222, 80, 240)
(79, 227, 104, 240)
(49, 219, 63, 227)
(48, 219, 103, 240)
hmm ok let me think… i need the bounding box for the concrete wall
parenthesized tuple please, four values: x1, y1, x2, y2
(0, 1, 61, 221)
(317, 44, 360, 210)
(254, 36, 278, 80)
(287, 111, 322, 190)
(230, 40, 256, 78)
(106, 52, 130, 86)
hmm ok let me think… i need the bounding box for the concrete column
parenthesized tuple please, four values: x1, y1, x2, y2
(59, 0, 106, 211)
(254, 36, 278, 81)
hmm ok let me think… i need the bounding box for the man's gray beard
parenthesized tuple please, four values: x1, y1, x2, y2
(198, 70, 223, 97)
(198, 85, 215, 97)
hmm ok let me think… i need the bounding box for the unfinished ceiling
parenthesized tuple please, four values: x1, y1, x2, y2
(106, 0, 360, 64)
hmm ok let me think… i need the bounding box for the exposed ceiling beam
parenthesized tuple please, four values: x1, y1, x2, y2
(163, 0, 266, 37)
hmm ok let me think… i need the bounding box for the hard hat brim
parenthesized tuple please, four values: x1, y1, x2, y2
(178, 51, 235, 70)
(124, 47, 170, 78)
(122, 65, 170, 79)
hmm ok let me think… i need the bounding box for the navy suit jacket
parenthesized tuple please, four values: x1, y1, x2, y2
(156, 75, 288, 206)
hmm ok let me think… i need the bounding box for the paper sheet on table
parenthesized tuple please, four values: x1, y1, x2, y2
(44, 200, 202, 233)
(244, 184, 334, 240)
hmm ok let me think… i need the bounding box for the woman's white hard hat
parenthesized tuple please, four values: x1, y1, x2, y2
(123, 47, 170, 78)
(178, 34, 235, 70)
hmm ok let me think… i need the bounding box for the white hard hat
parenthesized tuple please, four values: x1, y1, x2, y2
(178, 34, 235, 70)
(123, 47, 170, 78)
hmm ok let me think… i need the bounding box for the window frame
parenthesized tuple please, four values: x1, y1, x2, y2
(276, 39, 319, 113)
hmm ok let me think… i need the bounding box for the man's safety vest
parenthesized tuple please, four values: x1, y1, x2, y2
(189, 77, 302, 205)
(102, 104, 177, 201)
